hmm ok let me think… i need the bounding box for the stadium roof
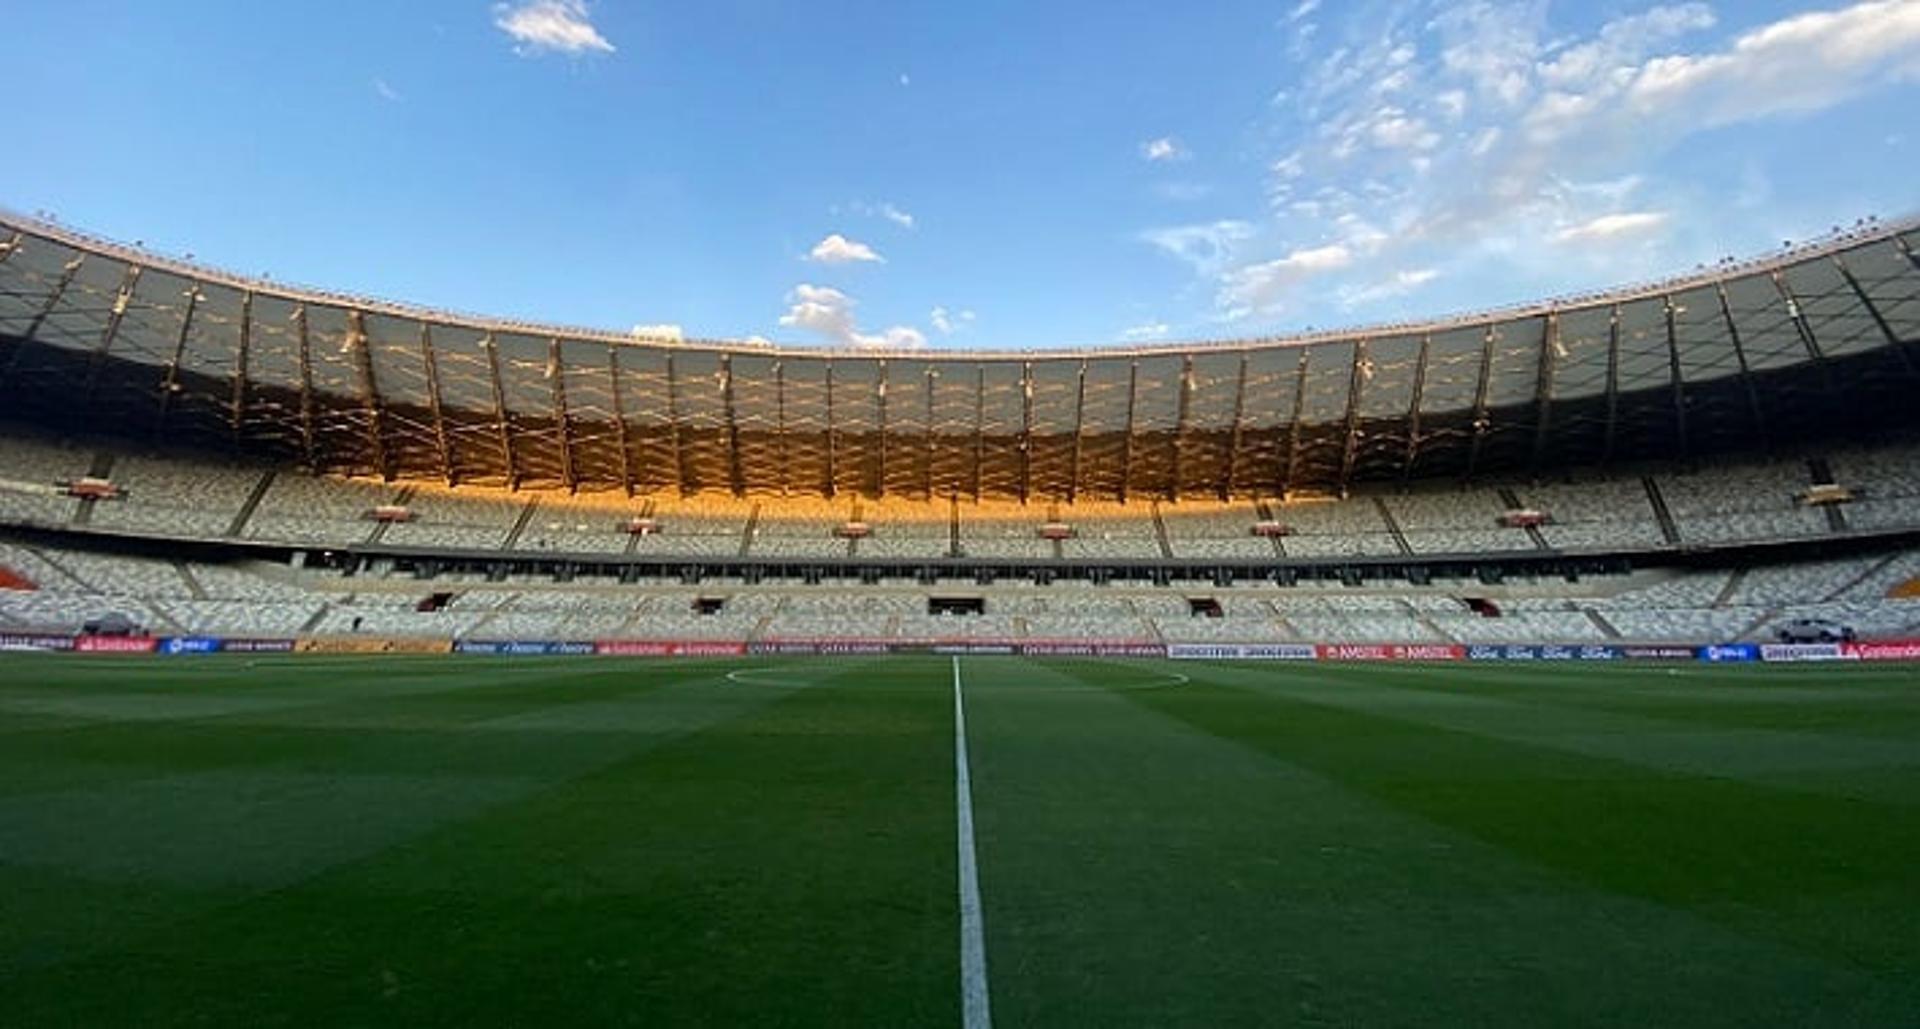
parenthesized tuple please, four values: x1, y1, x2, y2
(2, 209, 1918, 500)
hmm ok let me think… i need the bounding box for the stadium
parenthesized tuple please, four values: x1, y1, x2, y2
(7, 2, 1920, 1022)
(4, 209, 1920, 653)
(5, 206, 1920, 1023)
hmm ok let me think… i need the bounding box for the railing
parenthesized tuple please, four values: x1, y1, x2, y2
(2, 204, 1915, 359)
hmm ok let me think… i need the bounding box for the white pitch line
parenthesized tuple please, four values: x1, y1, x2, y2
(952, 655, 993, 1029)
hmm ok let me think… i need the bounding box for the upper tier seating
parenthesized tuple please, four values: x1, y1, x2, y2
(0, 434, 88, 526)
(1658, 460, 1828, 544)
(1384, 487, 1537, 555)
(90, 454, 262, 538)
(1516, 477, 1667, 550)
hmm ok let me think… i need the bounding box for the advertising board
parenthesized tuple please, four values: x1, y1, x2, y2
(74, 635, 158, 653)
(1759, 643, 1851, 663)
(1317, 644, 1466, 661)
(1166, 643, 1316, 661)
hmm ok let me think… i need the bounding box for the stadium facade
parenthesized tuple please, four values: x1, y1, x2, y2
(4, 208, 1920, 655)
(2, 209, 1918, 502)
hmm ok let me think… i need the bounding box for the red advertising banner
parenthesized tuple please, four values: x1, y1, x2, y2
(594, 641, 747, 657)
(1843, 640, 1920, 662)
(74, 635, 159, 653)
(1316, 643, 1466, 662)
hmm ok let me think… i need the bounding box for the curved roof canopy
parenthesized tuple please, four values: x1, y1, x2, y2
(2, 210, 1918, 500)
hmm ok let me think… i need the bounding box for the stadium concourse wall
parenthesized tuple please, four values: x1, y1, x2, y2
(6, 632, 1919, 663)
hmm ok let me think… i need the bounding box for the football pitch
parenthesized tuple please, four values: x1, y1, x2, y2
(2, 655, 1919, 1026)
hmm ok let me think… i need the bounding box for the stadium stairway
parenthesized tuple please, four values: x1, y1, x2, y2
(502, 497, 541, 551)
(1149, 503, 1176, 559)
(366, 486, 416, 544)
(226, 471, 275, 538)
(1643, 477, 1682, 545)
(1373, 498, 1415, 556)
(297, 604, 332, 634)
(1712, 569, 1749, 609)
(173, 561, 210, 601)
(1827, 553, 1902, 601)
(1408, 601, 1455, 642)
(25, 545, 102, 593)
(1739, 608, 1781, 641)
(1498, 488, 1551, 550)
(738, 502, 761, 558)
(1584, 608, 1623, 639)
(71, 451, 115, 526)
(948, 497, 962, 559)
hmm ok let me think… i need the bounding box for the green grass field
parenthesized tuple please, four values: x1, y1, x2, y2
(2, 654, 1919, 1026)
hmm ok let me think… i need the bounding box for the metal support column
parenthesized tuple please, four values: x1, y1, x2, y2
(1337, 341, 1369, 497)
(923, 367, 938, 500)
(1594, 306, 1621, 467)
(664, 352, 687, 495)
(1834, 254, 1920, 382)
(422, 325, 456, 486)
(1528, 313, 1559, 475)
(1464, 324, 1496, 481)
(1068, 359, 1088, 504)
(83, 265, 142, 400)
(721, 353, 744, 497)
(346, 310, 390, 479)
(775, 361, 790, 495)
(972, 365, 987, 503)
(1019, 360, 1035, 504)
(1118, 361, 1139, 503)
(1281, 349, 1310, 497)
(6, 255, 83, 377)
(155, 282, 204, 438)
(549, 337, 577, 491)
(229, 291, 253, 442)
(875, 359, 889, 498)
(1716, 283, 1770, 450)
(1222, 351, 1249, 500)
(1170, 355, 1195, 501)
(823, 360, 837, 497)
(1662, 296, 1690, 463)
(1400, 334, 1431, 484)
(1770, 270, 1837, 406)
(294, 305, 318, 470)
(482, 331, 518, 487)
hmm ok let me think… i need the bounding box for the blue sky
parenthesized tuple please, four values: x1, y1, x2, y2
(5, 1, 1919, 350)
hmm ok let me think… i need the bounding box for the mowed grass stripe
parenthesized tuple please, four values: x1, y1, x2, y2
(965, 657, 1906, 1027)
(1365, 660, 1920, 739)
(0, 657, 801, 983)
(0, 656, 961, 1028)
(1185, 661, 1920, 804)
(0, 657, 759, 794)
(1115, 660, 1920, 979)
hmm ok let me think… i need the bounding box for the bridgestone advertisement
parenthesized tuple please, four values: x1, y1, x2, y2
(1167, 644, 1316, 661)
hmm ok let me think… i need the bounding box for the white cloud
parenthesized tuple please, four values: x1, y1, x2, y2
(1174, 0, 1920, 325)
(806, 233, 885, 264)
(630, 323, 685, 342)
(493, 0, 614, 56)
(1288, 0, 1321, 24)
(372, 77, 402, 102)
(1218, 243, 1355, 315)
(1553, 211, 1670, 244)
(1141, 137, 1188, 162)
(1141, 220, 1256, 275)
(1340, 268, 1440, 307)
(848, 201, 915, 230)
(930, 306, 976, 335)
(1120, 321, 1172, 342)
(779, 285, 925, 349)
